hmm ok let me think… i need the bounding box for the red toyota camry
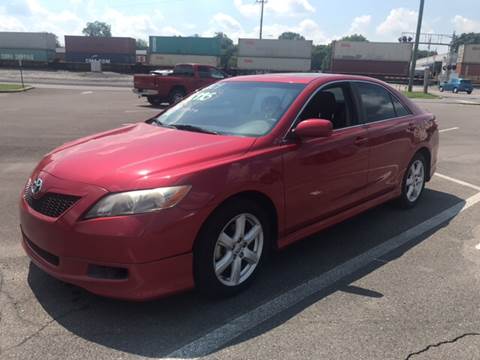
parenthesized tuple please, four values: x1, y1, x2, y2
(20, 74, 438, 300)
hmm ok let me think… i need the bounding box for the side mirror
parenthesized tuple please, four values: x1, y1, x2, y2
(294, 119, 333, 139)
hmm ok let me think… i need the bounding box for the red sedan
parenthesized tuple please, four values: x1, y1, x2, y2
(20, 74, 438, 300)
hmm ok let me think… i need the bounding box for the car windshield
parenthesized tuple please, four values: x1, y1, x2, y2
(153, 81, 305, 137)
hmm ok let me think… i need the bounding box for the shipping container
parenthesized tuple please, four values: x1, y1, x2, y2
(0, 48, 55, 62)
(333, 41, 413, 62)
(237, 56, 311, 72)
(457, 44, 480, 65)
(238, 38, 312, 59)
(331, 59, 410, 77)
(148, 54, 220, 67)
(65, 36, 136, 55)
(0, 32, 56, 50)
(65, 52, 135, 64)
(457, 63, 480, 79)
(136, 49, 147, 64)
(149, 36, 221, 56)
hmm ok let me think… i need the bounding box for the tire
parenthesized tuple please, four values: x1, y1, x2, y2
(397, 153, 427, 209)
(467, 90, 472, 95)
(439, 86, 444, 92)
(169, 88, 186, 104)
(147, 96, 162, 106)
(453, 87, 459, 94)
(194, 198, 271, 298)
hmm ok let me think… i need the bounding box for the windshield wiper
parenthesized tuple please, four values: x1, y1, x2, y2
(169, 124, 219, 135)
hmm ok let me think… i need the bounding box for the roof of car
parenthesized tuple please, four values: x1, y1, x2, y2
(226, 73, 379, 85)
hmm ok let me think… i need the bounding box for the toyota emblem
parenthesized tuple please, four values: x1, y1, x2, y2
(31, 178, 43, 195)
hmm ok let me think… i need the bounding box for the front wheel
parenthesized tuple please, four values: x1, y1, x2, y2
(439, 86, 444, 92)
(467, 90, 472, 95)
(169, 88, 186, 104)
(453, 87, 459, 94)
(397, 153, 427, 208)
(194, 199, 270, 297)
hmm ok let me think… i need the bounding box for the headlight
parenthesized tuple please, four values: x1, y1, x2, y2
(84, 186, 191, 219)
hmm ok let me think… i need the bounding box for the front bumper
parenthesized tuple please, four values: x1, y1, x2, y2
(19, 171, 204, 300)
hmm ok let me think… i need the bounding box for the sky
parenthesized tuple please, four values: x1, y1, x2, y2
(1, 0, 479, 51)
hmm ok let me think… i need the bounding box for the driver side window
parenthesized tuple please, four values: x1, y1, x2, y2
(299, 83, 357, 130)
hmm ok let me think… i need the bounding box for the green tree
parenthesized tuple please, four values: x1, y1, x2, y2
(278, 32, 305, 40)
(54, 35, 61, 48)
(312, 45, 331, 71)
(82, 21, 112, 37)
(340, 34, 368, 42)
(215, 32, 236, 69)
(451, 32, 480, 53)
(136, 39, 148, 50)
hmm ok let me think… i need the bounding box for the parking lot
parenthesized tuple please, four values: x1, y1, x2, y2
(1, 86, 480, 359)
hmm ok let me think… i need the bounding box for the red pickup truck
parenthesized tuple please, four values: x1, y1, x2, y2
(133, 64, 227, 106)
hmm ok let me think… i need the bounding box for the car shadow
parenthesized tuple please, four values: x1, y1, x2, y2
(28, 188, 465, 358)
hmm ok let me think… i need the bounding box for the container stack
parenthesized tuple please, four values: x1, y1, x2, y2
(64, 36, 136, 64)
(0, 32, 56, 62)
(331, 41, 413, 77)
(456, 44, 480, 83)
(148, 36, 221, 67)
(237, 38, 312, 72)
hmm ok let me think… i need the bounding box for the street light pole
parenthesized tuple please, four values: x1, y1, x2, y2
(408, 0, 425, 92)
(257, 0, 266, 39)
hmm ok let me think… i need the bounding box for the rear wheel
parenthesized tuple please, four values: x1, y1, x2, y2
(146, 96, 162, 106)
(397, 153, 427, 209)
(467, 90, 472, 95)
(439, 86, 444, 92)
(169, 88, 186, 104)
(453, 87, 459, 94)
(194, 199, 271, 297)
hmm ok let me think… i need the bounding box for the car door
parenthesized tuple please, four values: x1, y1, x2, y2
(352, 82, 415, 198)
(282, 82, 369, 232)
(196, 66, 221, 88)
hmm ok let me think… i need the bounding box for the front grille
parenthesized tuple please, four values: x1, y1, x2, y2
(24, 187, 80, 218)
(25, 236, 59, 266)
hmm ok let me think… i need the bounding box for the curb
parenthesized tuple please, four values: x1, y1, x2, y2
(0, 86, 34, 93)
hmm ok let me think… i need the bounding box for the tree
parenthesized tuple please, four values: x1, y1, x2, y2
(136, 39, 148, 50)
(451, 32, 480, 53)
(215, 32, 236, 69)
(82, 21, 112, 37)
(278, 32, 305, 40)
(416, 50, 437, 60)
(311, 45, 330, 71)
(340, 34, 368, 42)
(54, 35, 61, 48)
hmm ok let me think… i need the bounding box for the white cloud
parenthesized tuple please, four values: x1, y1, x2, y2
(349, 15, 371, 34)
(452, 15, 480, 33)
(234, 0, 315, 18)
(377, 8, 417, 37)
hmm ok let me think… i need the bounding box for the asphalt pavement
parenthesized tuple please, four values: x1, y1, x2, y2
(0, 86, 479, 359)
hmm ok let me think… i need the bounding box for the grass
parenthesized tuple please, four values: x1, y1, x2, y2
(0, 83, 31, 92)
(403, 91, 440, 99)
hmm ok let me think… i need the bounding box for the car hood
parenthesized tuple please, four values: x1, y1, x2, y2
(37, 123, 256, 191)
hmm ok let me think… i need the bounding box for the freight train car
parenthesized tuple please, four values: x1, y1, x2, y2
(0, 32, 56, 64)
(65, 36, 136, 64)
(457, 44, 480, 83)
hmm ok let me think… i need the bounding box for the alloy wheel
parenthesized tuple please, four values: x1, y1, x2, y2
(213, 213, 264, 287)
(405, 159, 425, 203)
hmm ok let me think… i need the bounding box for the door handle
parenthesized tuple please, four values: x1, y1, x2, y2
(354, 136, 368, 146)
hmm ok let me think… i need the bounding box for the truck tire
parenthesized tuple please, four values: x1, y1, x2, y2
(169, 88, 186, 104)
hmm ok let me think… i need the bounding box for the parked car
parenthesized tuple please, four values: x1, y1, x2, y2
(439, 78, 473, 94)
(20, 74, 438, 300)
(133, 63, 226, 106)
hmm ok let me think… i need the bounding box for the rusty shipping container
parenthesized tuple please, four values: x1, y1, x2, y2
(457, 44, 480, 65)
(65, 36, 136, 55)
(457, 63, 480, 82)
(332, 59, 411, 77)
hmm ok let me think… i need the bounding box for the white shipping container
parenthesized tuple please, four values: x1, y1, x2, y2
(457, 44, 480, 64)
(0, 32, 56, 50)
(148, 54, 220, 67)
(333, 41, 413, 62)
(237, 56, 311, 71)
(238, 38, 312, 59)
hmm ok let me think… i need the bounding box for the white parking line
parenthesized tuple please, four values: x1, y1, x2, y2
(81, 91, 93, 95)
(439, 127, 459, 133)
(475, 243, 480, 250)
(435, 173, 480, 192)
(164, 191, 480, 359)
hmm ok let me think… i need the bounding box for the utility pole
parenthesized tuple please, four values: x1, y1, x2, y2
(257, 0, 266, 39)
(408, 0, 425, 92)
